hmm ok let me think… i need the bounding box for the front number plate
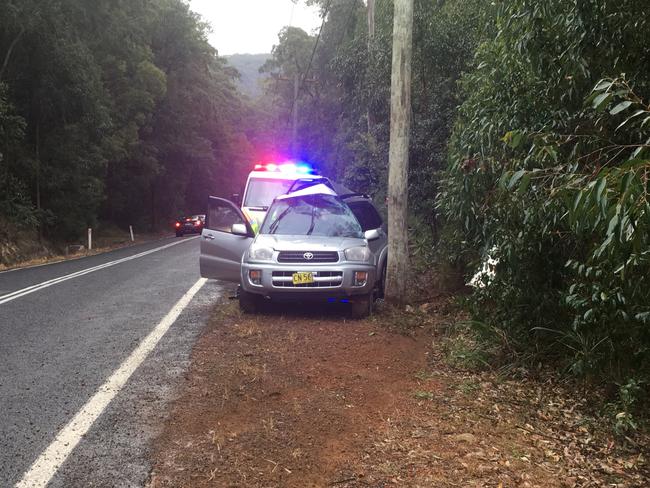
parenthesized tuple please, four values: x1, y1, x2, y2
(292, 272, 314, 285)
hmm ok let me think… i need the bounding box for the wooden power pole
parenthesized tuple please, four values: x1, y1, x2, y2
(385, 0, 414, 305)
(367, 0, 376, 136)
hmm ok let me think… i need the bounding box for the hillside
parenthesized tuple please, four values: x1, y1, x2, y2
(225, 53, 271, 97)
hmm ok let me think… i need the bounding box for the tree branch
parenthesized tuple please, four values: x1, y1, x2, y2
(0, 24, 26, 82)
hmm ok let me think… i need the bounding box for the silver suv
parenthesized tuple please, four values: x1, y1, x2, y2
(199, 185, 387, 318)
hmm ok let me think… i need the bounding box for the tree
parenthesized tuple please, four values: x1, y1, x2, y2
(385, 0, 413, 304)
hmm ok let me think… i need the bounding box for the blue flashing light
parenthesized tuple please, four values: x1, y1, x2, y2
(296, 163, 313, 174)
(327, 297, 337, 303)
(339, 298, 350, 304)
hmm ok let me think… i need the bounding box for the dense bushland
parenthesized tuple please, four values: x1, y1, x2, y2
(438, 0, 650, 420)
(0, 0, 253, 241)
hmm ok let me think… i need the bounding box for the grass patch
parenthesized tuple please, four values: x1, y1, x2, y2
(413, 390, 434, 400)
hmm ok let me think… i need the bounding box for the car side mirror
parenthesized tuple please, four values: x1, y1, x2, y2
(231, 223, 249, 236)
(364, 229, 380, 241)
(231, 193, 241, 205)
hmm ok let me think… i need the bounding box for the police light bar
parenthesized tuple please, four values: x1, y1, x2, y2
(253, 161, 316, 174)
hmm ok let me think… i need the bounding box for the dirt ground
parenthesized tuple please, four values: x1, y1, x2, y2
(148, 297, 649, 488)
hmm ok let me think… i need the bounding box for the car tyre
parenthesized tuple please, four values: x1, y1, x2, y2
(239, 289, 261, 314)
(350, 293, 373, 319)
(176, 231, 183, 237)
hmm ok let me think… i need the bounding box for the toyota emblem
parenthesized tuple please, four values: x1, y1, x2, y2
(303, 252, 314, 260)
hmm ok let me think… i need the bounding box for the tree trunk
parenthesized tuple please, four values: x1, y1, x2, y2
(385, 0, 414, 305)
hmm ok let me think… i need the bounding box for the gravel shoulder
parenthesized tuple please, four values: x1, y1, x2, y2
(148, 297, 649, 487)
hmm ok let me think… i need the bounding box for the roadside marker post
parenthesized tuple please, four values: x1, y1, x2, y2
(129, 225, 134, 242)
(87, 228, 92, 251)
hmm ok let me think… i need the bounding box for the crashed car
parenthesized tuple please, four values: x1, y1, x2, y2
(199, 184, 387, 318)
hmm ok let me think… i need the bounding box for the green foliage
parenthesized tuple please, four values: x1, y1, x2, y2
(439, 0, 650, 397)
(0, 0, 252, 240)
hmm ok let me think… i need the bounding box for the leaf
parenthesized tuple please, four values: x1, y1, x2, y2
(615, 109, 646, 131)
(508, 169, 526, 190)
(593, 79, 613, 92)
(610, 101, 633, 115)
(607, 215, 618, 236)
(517, 173, 531, 195)
(592, 92, 612, 111)
(595, 177, 607, 207)
(503, 130, 524, 149)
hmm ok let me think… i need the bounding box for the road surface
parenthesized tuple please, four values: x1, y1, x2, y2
(0, 236, 222, 487)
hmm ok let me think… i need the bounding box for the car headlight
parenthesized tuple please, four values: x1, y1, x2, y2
(344, 246, 371, 262)
(249, 245, 274, 261)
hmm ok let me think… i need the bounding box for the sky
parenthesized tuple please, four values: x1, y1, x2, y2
(189, 0, 323, 55)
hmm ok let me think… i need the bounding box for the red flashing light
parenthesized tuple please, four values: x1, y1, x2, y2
(175, 222, 181, 228)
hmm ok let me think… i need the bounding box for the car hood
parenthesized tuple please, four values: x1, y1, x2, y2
(254, 234, 365, 251)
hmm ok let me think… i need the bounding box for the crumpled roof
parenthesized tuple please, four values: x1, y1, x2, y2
(276, 183, 337, 200)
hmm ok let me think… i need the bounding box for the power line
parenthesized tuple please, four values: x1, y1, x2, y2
(285, 0, 332, 130)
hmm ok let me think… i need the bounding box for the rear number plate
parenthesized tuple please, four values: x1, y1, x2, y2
(292, 272, 314, 285)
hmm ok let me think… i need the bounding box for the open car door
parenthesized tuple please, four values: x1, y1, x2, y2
(200, 197, 255, 282)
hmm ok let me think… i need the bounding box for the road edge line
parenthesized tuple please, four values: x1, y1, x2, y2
(14, 277, 208, 488)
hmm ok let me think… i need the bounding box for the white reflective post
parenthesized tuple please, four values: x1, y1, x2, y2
(129, 225, 134, 242)
(87, 228, 92, 251)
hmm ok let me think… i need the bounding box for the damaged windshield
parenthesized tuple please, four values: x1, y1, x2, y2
(260, 194, 363, 238)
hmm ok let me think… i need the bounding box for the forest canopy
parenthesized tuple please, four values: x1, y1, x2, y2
(0, 0, 254, 239)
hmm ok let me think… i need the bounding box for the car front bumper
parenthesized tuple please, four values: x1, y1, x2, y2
(240, 261, 376, 300)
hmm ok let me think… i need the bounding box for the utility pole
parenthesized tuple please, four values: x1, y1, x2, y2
(276, 73, 317, 158)
(385, 0, 414, 305)
(292, 73, 300, 156)
(367, 0, 376, 137)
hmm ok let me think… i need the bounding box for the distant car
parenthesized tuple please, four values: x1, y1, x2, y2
(199, 184, 388, 318)
(175, 215, 205, 237)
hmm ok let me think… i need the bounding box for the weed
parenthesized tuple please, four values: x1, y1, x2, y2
(414, 390, 434, 400)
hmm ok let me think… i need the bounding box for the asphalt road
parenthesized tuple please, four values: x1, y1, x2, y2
(0, 236, 223, 487)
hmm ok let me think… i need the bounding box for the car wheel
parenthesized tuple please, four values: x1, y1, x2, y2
(350, 293, 373, 319)
(239, 289, 261, 314)
(176, 231, 183, 237)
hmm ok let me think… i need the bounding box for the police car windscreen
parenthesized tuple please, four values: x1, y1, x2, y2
(244, 178, 294, 208)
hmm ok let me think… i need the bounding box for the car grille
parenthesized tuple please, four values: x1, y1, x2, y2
(272, 271, 343, 288)
(277, 251, 339, 263)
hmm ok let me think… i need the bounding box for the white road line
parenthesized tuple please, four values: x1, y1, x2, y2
(0, 237, 198, 306)
(15, 277, 208, 488)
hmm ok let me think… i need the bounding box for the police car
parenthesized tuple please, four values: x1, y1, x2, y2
(239, 161, 330, 232)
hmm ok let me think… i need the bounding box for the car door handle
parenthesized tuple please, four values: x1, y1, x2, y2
(203, 234, 215, 240)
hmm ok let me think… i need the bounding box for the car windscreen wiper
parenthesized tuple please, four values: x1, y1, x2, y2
(306, 205, 316, 235)
(247, 205, 269, 211)
(267, 206, 293, 234)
